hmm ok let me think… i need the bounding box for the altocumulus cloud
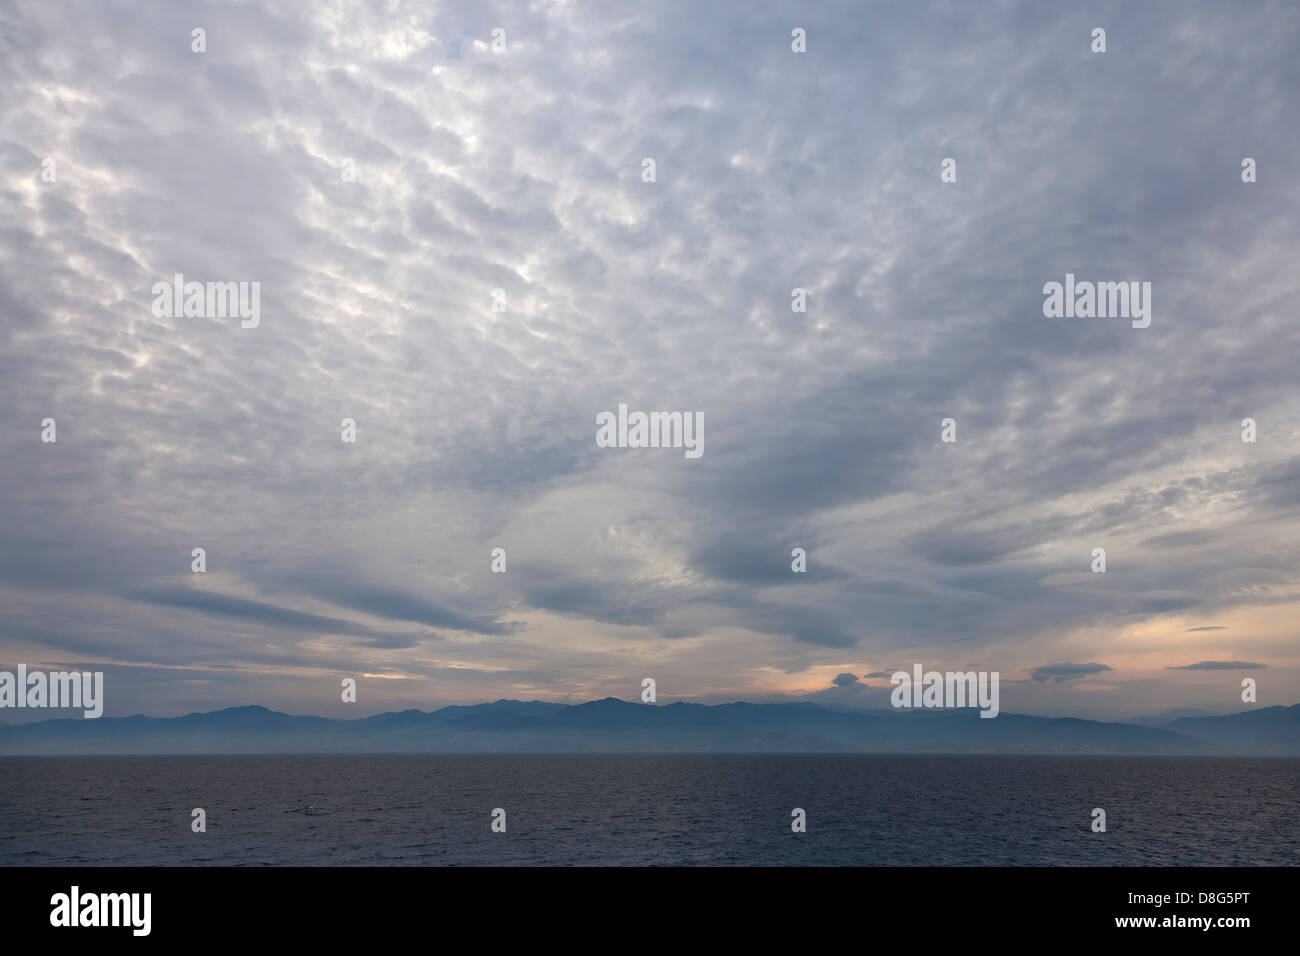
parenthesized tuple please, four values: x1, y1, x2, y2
(0, 0, 1297, 718)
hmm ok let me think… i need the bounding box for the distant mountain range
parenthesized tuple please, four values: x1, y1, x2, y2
(2, 699, 1298, 755)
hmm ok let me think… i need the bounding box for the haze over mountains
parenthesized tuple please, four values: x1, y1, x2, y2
(2, 699, 1297, 756)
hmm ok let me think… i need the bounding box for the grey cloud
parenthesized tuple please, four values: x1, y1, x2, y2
(1, 0, 1297, 719)
(1167, 661, 1266, 670)
(128, 586, 377, 635)
(1029, 663, 1114, 684)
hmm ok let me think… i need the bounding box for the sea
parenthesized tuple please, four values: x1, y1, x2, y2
(1, 754, 1296, 866)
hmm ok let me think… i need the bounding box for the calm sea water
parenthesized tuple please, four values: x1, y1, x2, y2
(1, 754, 1296, 866)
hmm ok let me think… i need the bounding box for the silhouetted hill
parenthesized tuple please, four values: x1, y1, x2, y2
(1126, 708, 1223, 727)
(1, 698, 1295, 755)
(1166, 704, 1300, 754)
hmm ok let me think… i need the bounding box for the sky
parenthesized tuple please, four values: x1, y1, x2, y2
(1, 0, 1297, 723)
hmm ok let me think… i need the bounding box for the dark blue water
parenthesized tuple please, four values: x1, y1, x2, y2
(1, 754, 1295, 865)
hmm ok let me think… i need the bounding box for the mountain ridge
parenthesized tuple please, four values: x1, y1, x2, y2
(2, 699, 1297, 755)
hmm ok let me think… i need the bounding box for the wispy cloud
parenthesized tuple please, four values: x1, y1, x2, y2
(1, 0, 1297, 719)
(1167, 661, 1266, 671)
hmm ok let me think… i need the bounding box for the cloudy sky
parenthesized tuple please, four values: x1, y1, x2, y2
(2, 0, 1297, 722)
